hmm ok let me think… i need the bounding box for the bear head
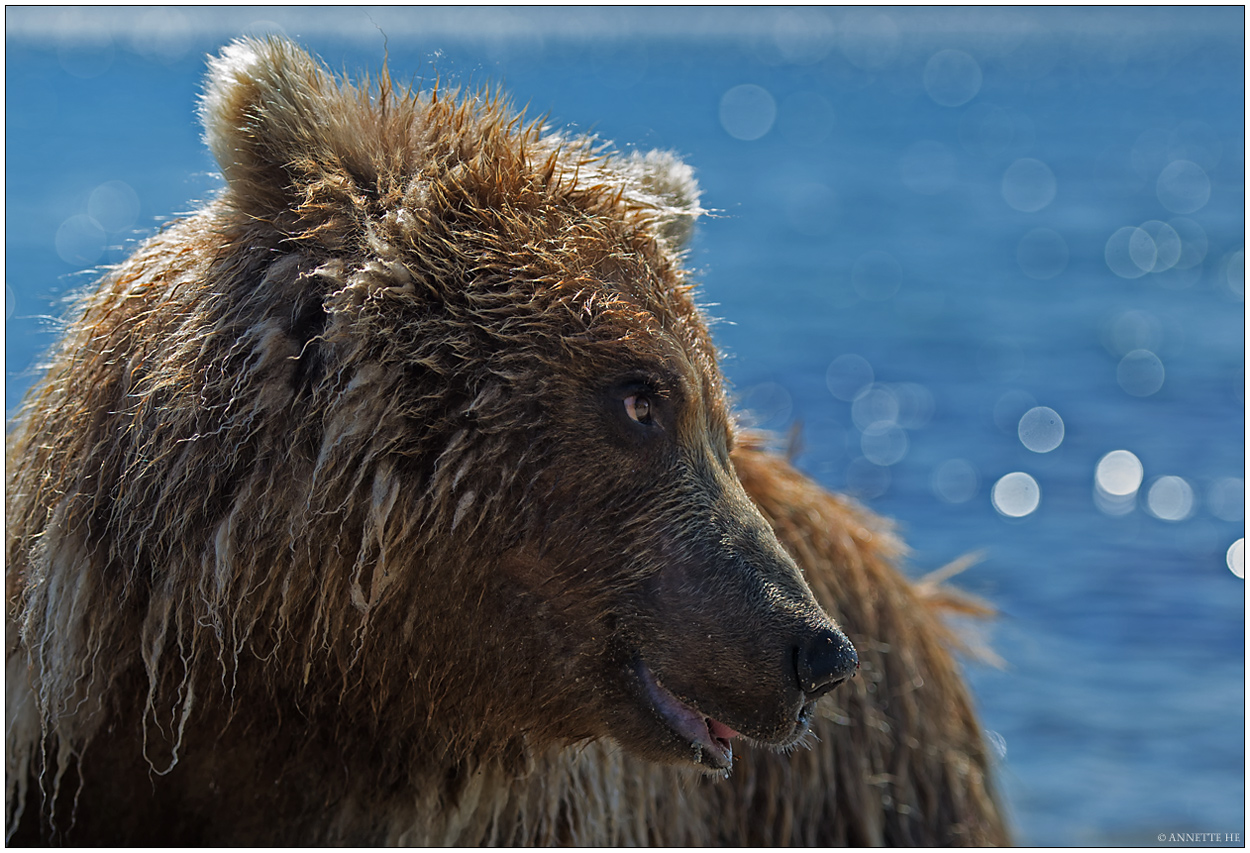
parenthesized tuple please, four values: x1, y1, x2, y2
(14, 37, 858, 784)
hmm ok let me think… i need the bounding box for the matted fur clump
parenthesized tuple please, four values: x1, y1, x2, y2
(6, 38, 1008, 845)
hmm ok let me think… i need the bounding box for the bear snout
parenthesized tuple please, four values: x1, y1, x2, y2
(794, 626, 859, 700)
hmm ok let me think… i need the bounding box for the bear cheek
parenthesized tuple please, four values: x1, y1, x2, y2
(493, 546, 620, 650)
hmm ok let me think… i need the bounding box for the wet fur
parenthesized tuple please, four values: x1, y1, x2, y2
(5, 38, 1008, 845)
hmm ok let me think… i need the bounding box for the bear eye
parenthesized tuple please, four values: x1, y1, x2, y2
(625, 394, 654, 425)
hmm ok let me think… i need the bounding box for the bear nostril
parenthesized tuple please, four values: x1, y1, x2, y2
(794, 628, 859, 700)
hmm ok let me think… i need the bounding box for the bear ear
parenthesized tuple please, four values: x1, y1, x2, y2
(199, 37, 338, 213)
(616, 150, 704, 249)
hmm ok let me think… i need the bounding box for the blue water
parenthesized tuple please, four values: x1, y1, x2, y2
(6, 8, 1245, 846)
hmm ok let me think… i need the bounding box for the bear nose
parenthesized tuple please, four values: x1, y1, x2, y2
(794, 628, 859, 699)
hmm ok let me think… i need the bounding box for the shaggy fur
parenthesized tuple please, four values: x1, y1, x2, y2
(5, 38, 1008, 845)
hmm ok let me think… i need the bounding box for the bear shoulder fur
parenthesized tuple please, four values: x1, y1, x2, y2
(5, 38, 1007, 846)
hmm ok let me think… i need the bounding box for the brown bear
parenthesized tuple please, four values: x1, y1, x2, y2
(5, 38, 1008, 845)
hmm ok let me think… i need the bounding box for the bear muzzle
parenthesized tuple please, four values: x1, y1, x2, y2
(624, 611, 858, 773)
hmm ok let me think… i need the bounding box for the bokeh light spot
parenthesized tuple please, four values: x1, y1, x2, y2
(1117, 349, 1165, 397)
(851, 384, 900, 430)
(1128, 226, 1158, 272)
(1096, 450, 1144, 496)
(55, 215, 106, 267)
(1105, 226, 1153, 279)
(1137, 220, 1182, 272)
(1147, 476, 1195, 521)
(1228, 539, 1245, 579)
(88, 180, 141, 234)
(826, 354, 873, 402)
(852, 250, 902, 301)
(1168, 218, 1208, 270)
(1018, 406, 1064, 453)
(1156, 159, 1211, 214)
(1207, 477, 1245, 522)
(923, 49, 983, 107)
(861, 422, 909, 467)
(992, 472, 1040, 518)
(736, 382, 793, 431)
(899, 140, 957, 195)
(1093, 450, 1143, 516)
(932, 458, 979, 504)
(1016, 228, 1068, 279)
(719, 84, 777, 141)
(1226, 250, 1245, 299)
(891, 382, 935, 429)
(1002, 158, 1056, 212)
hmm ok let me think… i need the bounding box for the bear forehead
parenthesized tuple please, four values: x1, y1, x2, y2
(202, 38, 701, 264)
(201, 38, 713, 365)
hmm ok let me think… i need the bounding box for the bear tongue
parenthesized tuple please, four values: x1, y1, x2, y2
(638, 661, 739, 770)
(707, 717, 741, 743)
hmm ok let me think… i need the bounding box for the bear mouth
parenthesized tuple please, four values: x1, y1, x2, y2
(635, 659, 742, 771)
